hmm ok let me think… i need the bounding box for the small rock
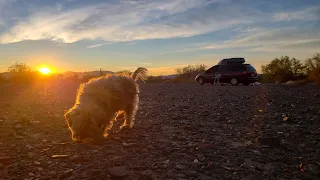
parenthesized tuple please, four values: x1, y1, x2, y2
(304, 163, 320, 175)
(72, 155, 85, 163)
(49, 171, 57, 177)
(282, 114, 289, 121)
(256, 136, 281, 147)
(29, 172, 35, 177)
(58, 169, 73, 179)
(29, 133, 41, 140)
(122, 142, 136, 148)
(14, 124, 22, 130)
(187, 171, 198, 177)
(139, 170, 153, 180)
(162, 160, 170, 167)
(0, 156, 11, 163)
(110, 156, 127, 166)
(60, 163, 68, 167)
(194, 159, 199, 164)
(30, 121, 41, 124)
(176, 173, 186, 178)
(107, 166, 129, 177)
(83, 169, 101, 177)
(175, 164, 186, 170)
(231, 142, 243, 148)
(34, 161, 41, 165)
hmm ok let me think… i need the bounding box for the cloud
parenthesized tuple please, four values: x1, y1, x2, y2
(273, 7, 320, 22)
(249, 40, 320, 53)
(157, 24, 320, 56)
(175, 26, 320, 52)
(87, 42, 111, 48)
(0, 0, 259, 44)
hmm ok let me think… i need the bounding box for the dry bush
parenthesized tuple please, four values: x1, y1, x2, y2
(305, 53, 320, 86)
(261, 56, 305, 83)
(174, 64, 206, 83)
(146, 76, 166, 83)
(6, 62, 38, 83)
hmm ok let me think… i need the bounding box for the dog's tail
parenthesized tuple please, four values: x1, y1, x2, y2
(131, 67, 148, 82)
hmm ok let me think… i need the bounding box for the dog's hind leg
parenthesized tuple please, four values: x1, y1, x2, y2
(121, 94, 139, 129)
(120, 105, 134, 130)
(121, 94, 139, 130)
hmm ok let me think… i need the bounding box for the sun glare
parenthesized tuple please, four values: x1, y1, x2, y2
(39, 67, 52, 75)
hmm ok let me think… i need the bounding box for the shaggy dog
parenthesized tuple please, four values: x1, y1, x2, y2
(64, 67, 147, 142)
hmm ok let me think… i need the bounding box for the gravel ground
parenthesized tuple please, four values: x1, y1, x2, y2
(0, 81, 319, 180)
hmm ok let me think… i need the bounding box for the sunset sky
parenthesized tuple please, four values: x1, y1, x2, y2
(0, 0, 319, 75)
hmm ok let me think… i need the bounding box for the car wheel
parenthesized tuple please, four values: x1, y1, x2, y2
(243, 82, 250, 86)
(197, 77, 205, 85)
(230, 77, 239, 86)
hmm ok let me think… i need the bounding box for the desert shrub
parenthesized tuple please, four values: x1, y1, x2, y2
(261, 56, 305, 83)
(174, 64, 207, 83)
(8, 62, 31, 73)
(7, 62, 39, 83)
(258, 74, 273, 83)
(116, 70, 132, 76)
(305, 53, 320, 86)
(146, 76, 166, 83)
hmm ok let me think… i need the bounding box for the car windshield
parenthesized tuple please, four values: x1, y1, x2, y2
(246, 65, 256, 72)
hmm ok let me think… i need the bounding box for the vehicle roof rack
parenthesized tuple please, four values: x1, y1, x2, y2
(218, 58, 245, 65)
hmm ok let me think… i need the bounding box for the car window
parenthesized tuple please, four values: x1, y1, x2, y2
(228, 65, 238, 72)
(217, 65, 227, 72)
(206, 65, 218, 73)
(245, 65, 256, 72)
(218, 65, 238, 72)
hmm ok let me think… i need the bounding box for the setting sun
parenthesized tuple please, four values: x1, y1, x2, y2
(39, 67, 52, 75)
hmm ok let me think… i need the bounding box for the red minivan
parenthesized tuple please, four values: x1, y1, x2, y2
(195, 63, 258, 86)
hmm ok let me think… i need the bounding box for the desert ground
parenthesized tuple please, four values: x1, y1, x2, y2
(0, 81, 319, 180)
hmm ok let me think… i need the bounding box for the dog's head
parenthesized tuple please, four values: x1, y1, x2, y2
(64, 107, 94, 141)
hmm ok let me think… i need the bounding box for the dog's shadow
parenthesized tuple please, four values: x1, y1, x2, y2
(75, 126, 134, 154)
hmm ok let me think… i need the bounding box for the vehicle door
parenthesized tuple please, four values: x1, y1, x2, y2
(216, 65, 229, 83)
(205, 65, 219, 82)
(226, 64, 244, 81)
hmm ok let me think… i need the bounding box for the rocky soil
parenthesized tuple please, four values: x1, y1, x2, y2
(0, 81, 319, 180)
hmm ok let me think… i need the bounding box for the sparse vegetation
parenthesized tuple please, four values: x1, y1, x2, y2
(146, 76, 166, 83)
(116, 70, 132, 76)
(6, 62, 39, 83)
(260, 53, 320, 85)
(174, 64, 207, 83)
(305, 53, 320, 85)
(261, 56, 305, 83)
